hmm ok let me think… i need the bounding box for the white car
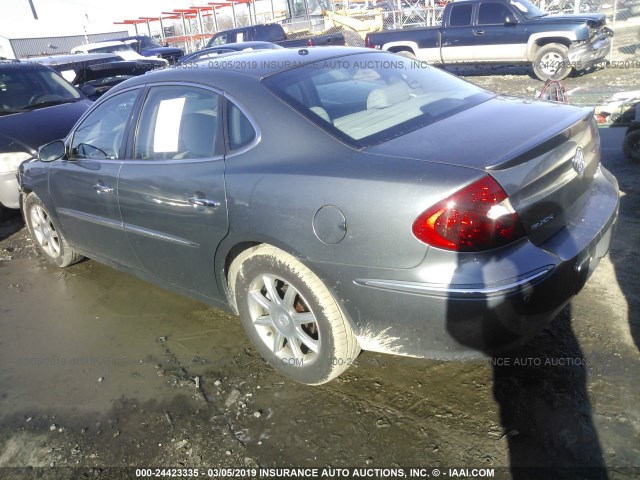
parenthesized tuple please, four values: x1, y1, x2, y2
(71, 41, 168, 67)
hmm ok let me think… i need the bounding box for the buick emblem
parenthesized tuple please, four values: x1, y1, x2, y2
(573, 147, 586, 176)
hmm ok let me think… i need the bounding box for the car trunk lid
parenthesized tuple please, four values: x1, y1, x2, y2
(366, 96, 599, 246)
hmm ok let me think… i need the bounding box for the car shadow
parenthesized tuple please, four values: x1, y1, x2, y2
(598, 127, 640, 351)
(445, 231, 609, 477)
(0, 209, 24, 242)
(491, 307, 608, 479)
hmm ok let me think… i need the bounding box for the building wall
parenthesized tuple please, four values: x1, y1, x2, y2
(0, 31, 129, 59)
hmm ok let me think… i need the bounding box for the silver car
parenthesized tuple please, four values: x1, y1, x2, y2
(19, 47, 619, 385)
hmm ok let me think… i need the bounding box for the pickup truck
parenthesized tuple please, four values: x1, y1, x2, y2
(365, 0, 613, 80)
(206, 23, 345, 48)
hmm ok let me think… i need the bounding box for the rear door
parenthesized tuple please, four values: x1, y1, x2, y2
(117, 84, 230, 298)
(48, 88, 141, 267)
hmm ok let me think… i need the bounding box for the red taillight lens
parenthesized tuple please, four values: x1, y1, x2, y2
(412, 176, 525, 252)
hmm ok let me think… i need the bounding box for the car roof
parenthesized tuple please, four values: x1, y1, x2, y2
(74, 41, 128, 50)
(0, 61, 53, 72)
(136, 46, 383, 83)
(25, 53, 122, 65)
(208, 41, 282, 50)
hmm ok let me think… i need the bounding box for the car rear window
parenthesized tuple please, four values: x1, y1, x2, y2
(262, 53, 492, 148)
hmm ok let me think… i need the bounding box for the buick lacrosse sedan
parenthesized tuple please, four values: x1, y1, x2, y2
(19, 47, 619, 384)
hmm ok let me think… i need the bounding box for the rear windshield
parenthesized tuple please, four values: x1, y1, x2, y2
(263, 52, 492, 148)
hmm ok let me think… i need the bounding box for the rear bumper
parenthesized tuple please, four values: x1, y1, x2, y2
(569, 33, 613, 70)
(310, 166, 619, 359)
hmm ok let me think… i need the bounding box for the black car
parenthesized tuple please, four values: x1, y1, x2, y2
(176, 42, 282, 65)
(29, 54, 163, 100)
(0, 61, 92, 213)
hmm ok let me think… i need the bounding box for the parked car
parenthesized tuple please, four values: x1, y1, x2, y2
(102, 35, 184, 64)
(365, 0, 613, 80)
(71, 41, 168, 68)
(176, 42, 282, 65)
(29, 54, 164, 100)
(0, 61, 92, 214)
(206, 23, 345, 48)
(19, 47, 619, 385)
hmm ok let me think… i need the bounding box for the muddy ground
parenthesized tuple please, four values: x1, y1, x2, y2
(1, 63, 640, 480)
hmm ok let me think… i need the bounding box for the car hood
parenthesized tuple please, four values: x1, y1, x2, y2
(535, 13, 606, 25)
(0, 100, 92, 155)
(366, 95, 591, 171)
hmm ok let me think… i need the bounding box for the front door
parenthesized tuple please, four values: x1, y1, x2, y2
(472, 2, 528, 62)
(49, 88, 140, 268)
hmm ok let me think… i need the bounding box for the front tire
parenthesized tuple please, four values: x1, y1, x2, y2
(229, 244, 360, 385)
(23, 193, 82, 267)
(532, 44, 572, 81)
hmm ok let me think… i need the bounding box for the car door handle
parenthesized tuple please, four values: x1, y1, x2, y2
(188, 197, 220, 208)
(474, 30, 485, 36)
(94, 181, 114, 194)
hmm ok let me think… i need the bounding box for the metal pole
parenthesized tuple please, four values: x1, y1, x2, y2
(159, 18, 165, 42)
(28, 0, 38, 19)
(146, 20, 152, 37)
(270, 0, 276, 21)
(211, 6, 219, 31)
(198, 9, 205, 35)
(231, 2, 238, 27)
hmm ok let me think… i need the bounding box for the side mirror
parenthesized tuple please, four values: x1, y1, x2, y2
(80, 84, 97, 98)
(38, 140, 66, 162)
(505, 15, 518, 24)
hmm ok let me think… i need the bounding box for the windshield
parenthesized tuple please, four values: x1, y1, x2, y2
(0, 64, 81, 113)
(509, 0, 546, 19)
(263, 53, 493, 148)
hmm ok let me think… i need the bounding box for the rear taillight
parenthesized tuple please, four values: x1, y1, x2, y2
(412, 176, 525, 252)
(364, 36, 373, 48)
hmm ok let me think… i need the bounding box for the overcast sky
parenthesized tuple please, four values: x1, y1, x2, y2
(0, 0, 221, 36)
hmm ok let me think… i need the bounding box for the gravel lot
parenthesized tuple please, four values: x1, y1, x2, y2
(0, 59, 639, 480)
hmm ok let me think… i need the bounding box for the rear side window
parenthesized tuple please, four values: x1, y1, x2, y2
(478, 3, 513, 24)
(227, 102, 257, 151)
(449, 4, 473, 26)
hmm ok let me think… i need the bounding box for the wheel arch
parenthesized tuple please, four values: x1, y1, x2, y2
(219, 238, 360, 335)
(526, 34, 575, 61)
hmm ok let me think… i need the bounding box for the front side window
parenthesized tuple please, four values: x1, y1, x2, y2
(478, 3, 514, 24)
(70, 89, 138, 160)
(134, 86, 221, 160)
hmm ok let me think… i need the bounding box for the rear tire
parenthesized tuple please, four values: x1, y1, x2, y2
(229, 244, 360, 385)
(532, 44, 572, 81)
(23, 192, 82, 267)
(624, 128, 640, 162)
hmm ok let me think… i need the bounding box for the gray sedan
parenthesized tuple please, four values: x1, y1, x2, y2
(19, 47, 619, 385)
